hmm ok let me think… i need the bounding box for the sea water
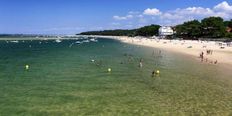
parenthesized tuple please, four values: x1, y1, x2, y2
(0, 37, 232, 115)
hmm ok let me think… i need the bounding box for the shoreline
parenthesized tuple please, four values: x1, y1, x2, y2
(98, 36, 232, 67)
(0, 35, 231, 66)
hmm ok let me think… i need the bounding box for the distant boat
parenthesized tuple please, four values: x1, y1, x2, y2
(55, 39, 62, 43)
(90, 38, 98, 42)
(10, 40, 19, 43)
(75, 41, 82, 44)
(69, 41, 82, 47)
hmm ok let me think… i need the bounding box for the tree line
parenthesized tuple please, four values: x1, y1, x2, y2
(79, 25, 161, 37)
(176, 17, 232, 40)
(79, 16, 232, 40)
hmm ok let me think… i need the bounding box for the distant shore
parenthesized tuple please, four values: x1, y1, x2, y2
(97, 36, 232, 66)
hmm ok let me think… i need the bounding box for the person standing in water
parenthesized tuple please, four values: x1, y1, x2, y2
(200, 51, 204, 62)
(139, 58, 143, 68)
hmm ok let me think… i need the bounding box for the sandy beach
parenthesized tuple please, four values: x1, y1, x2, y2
(99, 36, 232, 66)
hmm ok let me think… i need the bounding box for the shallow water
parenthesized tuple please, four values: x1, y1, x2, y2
(0, 37, 232, 115)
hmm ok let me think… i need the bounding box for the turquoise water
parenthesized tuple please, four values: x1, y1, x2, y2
(0, 37, 232, 115)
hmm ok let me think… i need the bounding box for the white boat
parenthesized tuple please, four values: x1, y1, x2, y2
(90, 38, 98, 42)
(55, 39, 62, 43)
(10, 40, 19, 43)
(75, 41, 82, 44)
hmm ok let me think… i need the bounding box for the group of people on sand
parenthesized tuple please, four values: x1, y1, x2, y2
(199, 50, 218, 64)
(206, 49, 213, 55)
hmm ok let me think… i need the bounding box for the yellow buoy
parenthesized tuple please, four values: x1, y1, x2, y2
(25, 65, 29, 70)
(108, 68, 111, 72)
(156, 70, 160, 74)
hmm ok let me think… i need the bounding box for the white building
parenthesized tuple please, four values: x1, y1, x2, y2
(159, 26, 174, 36)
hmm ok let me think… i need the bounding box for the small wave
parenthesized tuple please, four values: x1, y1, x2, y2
(82, 40, 90, 43)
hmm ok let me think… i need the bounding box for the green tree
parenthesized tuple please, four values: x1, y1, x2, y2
(176, 20, 201, 39)
(201, 17, 226, 38)
(135, 24, 160, 36)
(79, 29, 137, 36)
(224, 19, 232, 28)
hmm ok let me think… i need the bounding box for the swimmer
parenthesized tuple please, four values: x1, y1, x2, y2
(108, 68, 111, 72)
(25, 65, 29, 70)
(159, 50, 161, 55)
(152, 70, 160, 77)
(139, 58, 143, 68)
(140, 58, 143, 62)
(205, 58, 208, 62)
(152, 70, 155, 77)
(139, 62, 143, 68)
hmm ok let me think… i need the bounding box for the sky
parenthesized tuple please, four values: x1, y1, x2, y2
(0, 0, 232, 34)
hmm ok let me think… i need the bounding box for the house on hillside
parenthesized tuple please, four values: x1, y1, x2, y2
(159, 26, 174, 38)
(226, 27, 232, 33)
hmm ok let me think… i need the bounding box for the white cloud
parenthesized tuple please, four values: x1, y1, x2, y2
(111, 22, 121, 26)
(214, 1, 232, 12)
(128, 11, 140, 14)
(160, 13, 183, 20)
(174, 7, 214, 16)
(137, 15, 144, 18)
(113, 16, 127, 20)
(143, 8, 162, 16)
(154, 1, 232, 25)
(113, 15, 133, 20)
(126, 15, 133, 18)
(138, 18, 147, 24)
(111, 1, 232, 28)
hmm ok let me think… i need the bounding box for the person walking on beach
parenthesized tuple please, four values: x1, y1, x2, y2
(210, 50, 213, 55)
(200, 51, 204, 62)
(214, 60, 218, 64)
